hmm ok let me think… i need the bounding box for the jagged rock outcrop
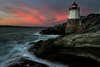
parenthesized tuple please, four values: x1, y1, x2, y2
(82, 14, 100, 32)
(29, 31, 100, 67)
(40, 23, 66, 35)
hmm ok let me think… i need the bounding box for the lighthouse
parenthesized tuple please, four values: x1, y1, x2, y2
(65, 0, 84, 34)
(68, 0, 80, 19)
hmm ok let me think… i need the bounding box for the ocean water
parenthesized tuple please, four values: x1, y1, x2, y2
(0, 27, 68, 67)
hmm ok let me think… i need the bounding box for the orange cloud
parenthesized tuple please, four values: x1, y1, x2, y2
(0, 3, 68, 26)
(54, 12, 68, 22)
(16, 3, 68, 23)
(12, 8, 45, 26)
(11, 6, 68, 26)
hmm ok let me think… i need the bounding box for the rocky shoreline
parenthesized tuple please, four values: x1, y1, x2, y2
(29, 31, 100, 67)
(29, 14, 100, 67)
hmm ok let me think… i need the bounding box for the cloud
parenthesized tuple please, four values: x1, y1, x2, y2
(0, 0, 99, 26)
(1, 3, 68, 26)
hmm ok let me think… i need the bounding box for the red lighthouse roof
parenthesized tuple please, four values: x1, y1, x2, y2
(72, 2, 78, 8)
(69, 1, 79, 10)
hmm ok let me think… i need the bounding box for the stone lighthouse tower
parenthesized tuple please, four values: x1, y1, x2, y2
(65, 0, 84, 34)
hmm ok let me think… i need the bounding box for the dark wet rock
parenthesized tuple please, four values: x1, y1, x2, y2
(82, 14, 100, 32)
(40, 23, 66, 35)
(8, 58, 48, 67)
(29, 31, 100, 67)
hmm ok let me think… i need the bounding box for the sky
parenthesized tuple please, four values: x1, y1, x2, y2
(0, 0, 99, 26)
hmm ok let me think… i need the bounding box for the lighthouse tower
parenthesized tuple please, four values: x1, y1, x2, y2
(65, 0, 84, 34)
(68, 0, 80, 19)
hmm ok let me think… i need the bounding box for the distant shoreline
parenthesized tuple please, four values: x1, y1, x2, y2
(0, 25, 47, 28)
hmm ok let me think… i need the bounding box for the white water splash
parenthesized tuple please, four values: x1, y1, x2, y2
(0, 33, 68, 67)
